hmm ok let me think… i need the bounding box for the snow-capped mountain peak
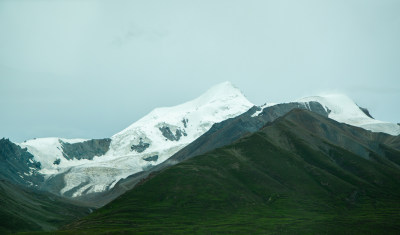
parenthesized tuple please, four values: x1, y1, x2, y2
(19, 82, 254, 197)
(189, 81, 247, 105)
(298, 93, 400, 135)
(108, 81, 252, 160)
(115, 81, 249, 138)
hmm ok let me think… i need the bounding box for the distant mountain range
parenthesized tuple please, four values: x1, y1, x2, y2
(1, 82, 399, 233)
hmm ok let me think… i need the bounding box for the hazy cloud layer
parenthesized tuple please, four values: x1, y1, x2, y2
(1, 0, 399, 142)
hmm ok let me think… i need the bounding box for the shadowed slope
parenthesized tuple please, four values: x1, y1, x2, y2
(0, 180, 91, 234)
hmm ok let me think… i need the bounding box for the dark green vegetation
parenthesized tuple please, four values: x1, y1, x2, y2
(61, 110, 400, 234)
(0, 179, 91, 234)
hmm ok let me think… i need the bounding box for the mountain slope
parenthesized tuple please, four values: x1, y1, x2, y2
(0, 179, 90, 234)
(62, 109, 400, 234)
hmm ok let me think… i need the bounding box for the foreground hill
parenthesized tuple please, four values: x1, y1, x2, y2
(0, 179, 90, 234)
(62, 109, 400, 234)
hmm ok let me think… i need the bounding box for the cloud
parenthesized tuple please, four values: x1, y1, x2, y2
(347, 85, 400, 95)
(111, 23, 169, 46)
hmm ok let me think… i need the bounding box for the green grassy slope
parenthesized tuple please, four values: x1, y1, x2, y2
(62, 110, 400, 234)
(0, 179, 90, 234)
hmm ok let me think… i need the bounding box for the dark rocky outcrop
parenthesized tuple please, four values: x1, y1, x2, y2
(0, 138, 43, 188)
(53, 158, 61, 165)
(159, 126, 187, 141)
(182, 118, 188, 128)
(60, 138, 111, 160)
(131, 138, 150, 153)
(143, 155, 158, 162)
(358, 105, 374, 119)
(260, 101, 329, 120)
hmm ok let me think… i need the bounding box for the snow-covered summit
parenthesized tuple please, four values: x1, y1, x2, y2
(115, 81, 249, 137)
(18, 81, 253, 197)
(109, 81, 252, 158)
(297, 94, 400, 136)
(96, 82, 253, 189)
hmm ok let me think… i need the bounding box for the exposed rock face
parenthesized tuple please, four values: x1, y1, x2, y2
(143, 155, 158, 162)
(131, 138, 150, 153)
(53, 158, 61, 165)
(60, 138, 111, 160)
(358, 106, 374, 119)
(0, 138, 43, 188)
(182, 118, 188, 128)
(260, 101, 329, 120)
(158, 125, 187, 141)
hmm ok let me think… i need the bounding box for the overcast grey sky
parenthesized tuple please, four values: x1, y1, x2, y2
(1, 0, 399, 142)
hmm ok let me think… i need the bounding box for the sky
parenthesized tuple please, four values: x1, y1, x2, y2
(1, 0, 399, 142)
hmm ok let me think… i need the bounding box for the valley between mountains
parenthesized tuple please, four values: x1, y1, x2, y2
(1, 82, 399, 234)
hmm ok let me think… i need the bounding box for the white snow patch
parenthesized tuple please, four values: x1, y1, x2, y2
(251, 103, 277, 117)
